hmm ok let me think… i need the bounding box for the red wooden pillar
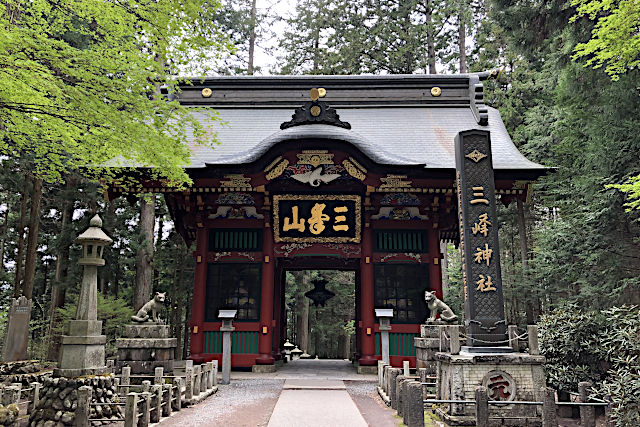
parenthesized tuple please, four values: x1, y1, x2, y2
(358, 224, 377, 366)
(256, 218, 275, 365)
(189, 228, 207, 363)
(428, 226, 444, 298)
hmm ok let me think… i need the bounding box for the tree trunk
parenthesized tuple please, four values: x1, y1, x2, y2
(134, 195, 155, 311)
(22, 177, 43, 300)
(13, 177, 29, 297)
(516, 199, 535, 324)
(425, 0, 437, 74)
(296, 272, 310, 352)
(247, 0, 257, 75)
(0, 205, 8, 272)
(458, 6, 467, 73)
(46, 195, 73, 361)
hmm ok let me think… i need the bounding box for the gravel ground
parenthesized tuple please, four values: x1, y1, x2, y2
(345, 380, 401, 427)
(160, 379, 284, 427)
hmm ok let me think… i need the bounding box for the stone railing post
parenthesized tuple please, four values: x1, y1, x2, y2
(579, 381, 595, 427)
(388, 368, 401, 410)
(406, 381, 424, 427)
(395, 375, 406, 417)
(403, 360, 410, 377)
(154, 367, 164, 385)
(141, 380, 151, 393)
(75, 386, 92, 427)
(107, 359, 115, 373)
(212, 360, 218, 387)
(193, 365, 202, 397)
(1, 385, 19, 406)
(185, 367, 194, 402)
(121, 366, 131, 395)
(527, 325, 540, 355)
(541, 387, 557, 427)
(206, 362, 214, 389)
(446, 325, 460, 354)
(124, 392, 138, 427)
(173, 378, 182, 411)
(200, 364, 207, 393)
(30, 382, 40, 410)
(508, 325, 519, 352)
(150, 385, 162, 423)
(139, 392, 151, 427)
(163, 383, 173, 417)
(401, 379, 411, 424)
(474, 386, 489, 427)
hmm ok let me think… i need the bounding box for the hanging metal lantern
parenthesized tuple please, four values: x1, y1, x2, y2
(304, 277, 335, 307)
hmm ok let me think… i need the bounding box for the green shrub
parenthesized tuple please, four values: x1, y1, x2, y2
(539, 304, 640, 426)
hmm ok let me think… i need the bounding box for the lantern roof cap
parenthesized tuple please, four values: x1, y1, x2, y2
(76, 215, 113, 245)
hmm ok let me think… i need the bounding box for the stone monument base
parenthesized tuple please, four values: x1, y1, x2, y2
(435, 351, 546, 426)
(116, 323, 177, 374)
(55, 319, 108, 377)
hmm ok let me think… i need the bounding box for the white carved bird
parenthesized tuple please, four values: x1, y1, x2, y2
(292, 167, 341, 187)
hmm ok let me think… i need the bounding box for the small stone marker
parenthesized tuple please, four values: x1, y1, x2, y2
(1, 296, 32, 362)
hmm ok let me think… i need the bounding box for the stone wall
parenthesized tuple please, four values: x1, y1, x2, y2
(29, 375, 122, 426)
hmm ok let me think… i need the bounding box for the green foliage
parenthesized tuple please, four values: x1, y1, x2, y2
(0, 0, 230, 185)
(571, 0, 640, 80)
(539, 304, 640, 425)
(55, 293, 134, 357)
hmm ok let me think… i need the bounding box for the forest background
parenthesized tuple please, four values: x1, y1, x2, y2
(0, 0, 639, 424)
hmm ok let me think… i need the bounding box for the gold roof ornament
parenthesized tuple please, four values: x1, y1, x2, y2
(201, 88, 213, 98)
(431, 87, 442, 97)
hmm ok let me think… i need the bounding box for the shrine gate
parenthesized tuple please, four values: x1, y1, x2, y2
(117, 74, 545, 370)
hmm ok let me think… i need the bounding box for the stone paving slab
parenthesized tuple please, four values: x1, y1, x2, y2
(282, 379, 345, 389)
(267, 388, 368, 427)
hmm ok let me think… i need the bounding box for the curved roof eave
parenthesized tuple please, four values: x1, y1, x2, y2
(207, 124, 425, 168)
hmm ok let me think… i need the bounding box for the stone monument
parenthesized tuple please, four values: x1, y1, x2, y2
(116, 293, 177, 374)
(1, 296, 32, 362)
(55, 214, 112, 377)
(416, 130, 546, 426)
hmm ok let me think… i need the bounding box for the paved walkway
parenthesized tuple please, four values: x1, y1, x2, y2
(160, 359, 399, 427)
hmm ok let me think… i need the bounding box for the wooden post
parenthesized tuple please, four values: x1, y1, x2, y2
(579, 381, 595, 427)
(185, 367, 194, 401)
(474, 386, 489, 427)
(173, 378, 182, 411)
(30, 382, 40, 410)
(508, 325, 519, 351)
(541, 387, 557, 427)
(163, 384, 172, 417)
(154, 367, 164, 385)
(75, 386, 92, 427)
(121, 366, 131, 395)
(139, 392, 151, 427)
(124, 392, 138, 427)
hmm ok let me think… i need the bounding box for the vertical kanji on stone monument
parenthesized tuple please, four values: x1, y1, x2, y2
(455, 130, 508, 348)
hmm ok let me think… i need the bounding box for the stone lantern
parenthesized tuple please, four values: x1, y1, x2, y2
(375, 308, 394, 365)
(56, 214, 112, 377)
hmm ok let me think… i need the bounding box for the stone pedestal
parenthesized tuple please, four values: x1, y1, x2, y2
(414, 324, 443, 373)
(435, 351, 546, 426)
(2, 297, 32, 362)
(55, 319, 108, 377)
(116, 324, 177, 374)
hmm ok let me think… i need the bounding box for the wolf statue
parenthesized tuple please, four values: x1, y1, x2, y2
(424, 291, 458, 324)
(131, 292, 166, 323)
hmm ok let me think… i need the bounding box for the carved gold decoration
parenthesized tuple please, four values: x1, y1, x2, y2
(201, 88, 213, 98)
(220, 174, 251, 187)
(273, 194, 361, 243)
(265, 159, 289, 180)
(431, 87, 442, 97)
(318, 88, 327, 98)
(265, 156, 283, 171)
(297, 150, 334, 167)
(465, 149, 487, 163)
(342, 159, 366, 181)
(310, 88, 320, 101)
(379, 175, 412, 189)
(310, 105, 321, 116)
